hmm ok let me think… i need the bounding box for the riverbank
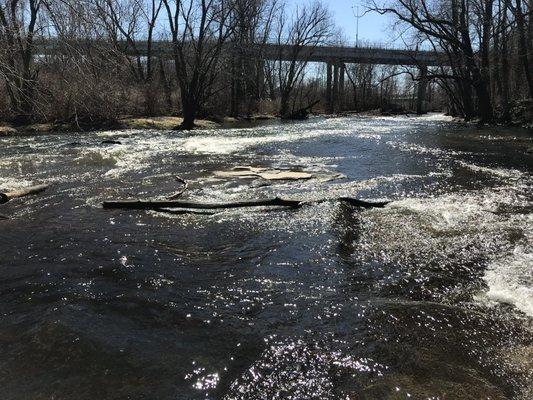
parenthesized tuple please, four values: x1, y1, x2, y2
(2, 108, 533, 136)
(0, 112, 433, 136)
(0, 115, 279, 136)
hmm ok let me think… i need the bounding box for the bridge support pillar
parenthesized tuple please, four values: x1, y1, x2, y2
(417, 65, 428, 115)
(256, 59, 265, 100)
(333, 63, 339, 112)
(326, 62, 333, 114)
(339, 63, 345, 112)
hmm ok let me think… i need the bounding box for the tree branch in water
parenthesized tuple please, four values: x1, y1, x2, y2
(0, 184, 49, 204)
(166, 175, 189, 199)
(102, 197, 389, 211)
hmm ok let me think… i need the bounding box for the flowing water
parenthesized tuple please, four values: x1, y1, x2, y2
(0, 114, 532, 399)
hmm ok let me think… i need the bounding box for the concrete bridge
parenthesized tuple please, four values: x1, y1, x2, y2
(258, 43, 445, 114)
(260, 43, 444, 66)
(36, 39, 447, 114)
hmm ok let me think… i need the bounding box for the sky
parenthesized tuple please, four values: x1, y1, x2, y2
(288, 0, 396, 47)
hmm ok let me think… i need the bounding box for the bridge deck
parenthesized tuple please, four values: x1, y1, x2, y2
(260, 44, 446, 66)
(35, 40, 447, 67)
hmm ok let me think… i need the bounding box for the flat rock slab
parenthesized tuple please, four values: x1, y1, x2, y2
(214, 166, 267, 178)
(214, 171, 258, 178)
(214, 166, 346, 182)
(258, 171, 313, 180)
(214, 166, 313, 181)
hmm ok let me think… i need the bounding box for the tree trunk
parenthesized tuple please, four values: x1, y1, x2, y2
(500, 0, 512, 120)
(461, 33, 494, 121)
(514, 0, 533, 98)
(280, 92, 290, 118)
(180, 94, 198, 130)
(473, 75, 494, 122)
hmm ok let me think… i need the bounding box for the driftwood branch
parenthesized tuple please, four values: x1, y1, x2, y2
(167, 175, 189, 199)
(286, 99, 321, 120)
(102, 197, 389, 211)
(0, 184, 49, 204)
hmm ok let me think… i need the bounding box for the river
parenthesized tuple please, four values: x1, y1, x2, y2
(0, 114, 532, 399)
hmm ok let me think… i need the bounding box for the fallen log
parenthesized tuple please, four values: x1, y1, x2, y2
(0, 184, 49, 204)
(102, 197, 389, 211)
(338, 197, 390, 209)
(153, 208, 216, 216)
(103, 197, 303, 210)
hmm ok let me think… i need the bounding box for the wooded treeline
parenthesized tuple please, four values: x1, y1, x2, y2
(370, 0, 533, 123)
(4, 0, 531, 128)
(0, 0, 442, 129)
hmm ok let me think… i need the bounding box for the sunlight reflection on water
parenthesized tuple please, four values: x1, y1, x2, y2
(0, 114, 532, 399)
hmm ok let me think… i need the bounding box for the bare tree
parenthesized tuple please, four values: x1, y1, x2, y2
(368, 0, 495, 122)
(4, 0, 533, 125)
(161, 0, 235, 129)
(272, 0, 331, 118)
(345, 64, 376, 111)
(94, 0, 163, 83)
(229, 0, 279, 116)
(0, 0, 44, 121)
(509, 0, 533, 97)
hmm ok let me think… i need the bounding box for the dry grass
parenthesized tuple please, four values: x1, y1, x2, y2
(0, 125, 17, 135)
(25, 123, 57, 133)
(118, 116, 219, 130)
(0, 114, 280, 136)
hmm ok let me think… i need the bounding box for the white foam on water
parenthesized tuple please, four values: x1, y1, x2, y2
(47, 114, 420, 180)
(0, 176, 36, 190)
(68, 120, 395, 179)
(179, 128, 351, 155)
(418, 113, 455, 122)
(387, 141, 471, 157)
(178, 119, 393, 155)
(180, 134, 259, 154)
(355, 112, 454, 124)
(363, 184, 533, 317)
(483, 243, 533, 317)
(458, 161, 524, 179)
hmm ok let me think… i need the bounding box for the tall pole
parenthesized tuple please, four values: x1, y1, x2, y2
(356, 6, 359, 48)
(352, 4, 361, 47)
